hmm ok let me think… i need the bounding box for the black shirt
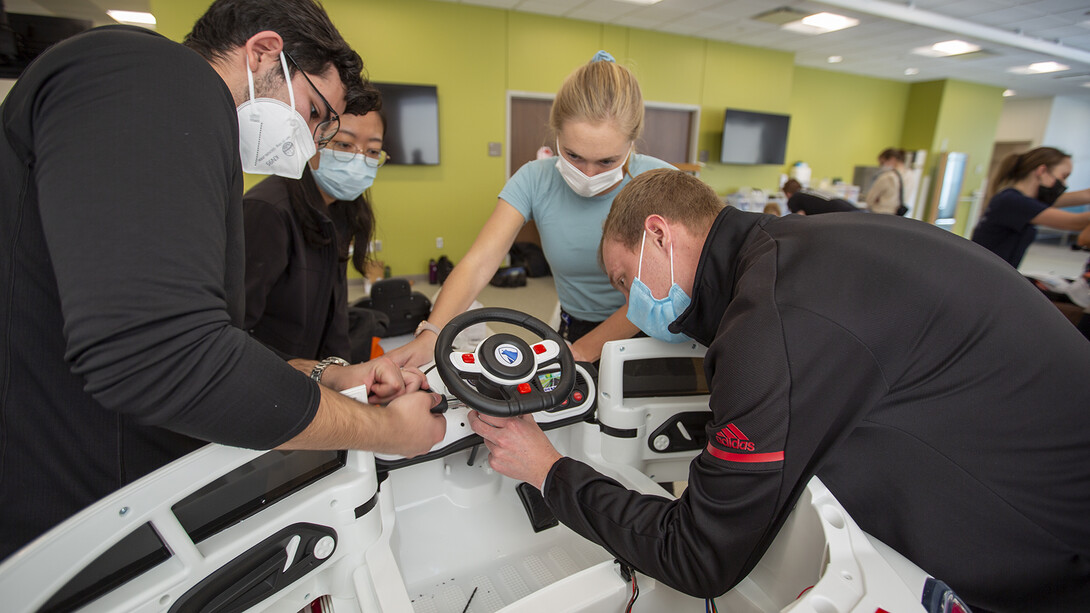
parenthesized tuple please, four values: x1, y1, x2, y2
(0, 27, 318, 559)
(971, 187, 1049, 268)
(544, 208, 1090, 611)
(243, 170, 352, 361)
(786, 189, 861, 215)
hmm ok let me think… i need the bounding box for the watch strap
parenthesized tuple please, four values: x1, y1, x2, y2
(414, 320, 441, 337)
(310, 356, 350, 384)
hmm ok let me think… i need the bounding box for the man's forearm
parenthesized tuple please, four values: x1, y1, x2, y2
(278, 385, 388, 452)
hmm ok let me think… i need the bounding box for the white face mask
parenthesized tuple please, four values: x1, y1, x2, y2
(237, 53, 317, 179)
(554, 139, 631, 198)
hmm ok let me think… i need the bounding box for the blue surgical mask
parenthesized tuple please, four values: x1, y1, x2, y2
(626, 231, 692, 343)
(311, 148, 377, 201)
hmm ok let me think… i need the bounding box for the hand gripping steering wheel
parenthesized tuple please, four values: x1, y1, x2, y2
(434, 307, 576, 417)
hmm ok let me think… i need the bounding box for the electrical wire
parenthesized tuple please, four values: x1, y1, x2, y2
(705, 597, 718, 613)
(624, 574, 639, 612)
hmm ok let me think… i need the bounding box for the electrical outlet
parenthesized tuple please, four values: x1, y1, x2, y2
(371, 239, 382, 252)
(436, 237, 444, 249)
(488, 142, 502, 157)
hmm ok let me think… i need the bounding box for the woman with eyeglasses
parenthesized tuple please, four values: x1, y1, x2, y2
(971, 146, 1090, 269)
(387, 51, 674, 369)
(242, 94, 386, 362)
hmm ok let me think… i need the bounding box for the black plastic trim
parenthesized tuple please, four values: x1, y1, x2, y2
(354, 493, 378, 519)
(599, 423, 639, 439)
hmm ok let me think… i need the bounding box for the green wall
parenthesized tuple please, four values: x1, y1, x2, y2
(786, 67, 910, 186)
(152, 0, 998, 272)
(901, 80, 1005, 235)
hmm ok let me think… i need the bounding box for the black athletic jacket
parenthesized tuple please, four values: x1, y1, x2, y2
(545, 207, 1090, 611)
(0, 27, 318, 559)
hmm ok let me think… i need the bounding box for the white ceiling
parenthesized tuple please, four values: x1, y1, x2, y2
(5, 0, 152, 27)
(436, 0, 1090, 99)
(6, 0, 1090, 98)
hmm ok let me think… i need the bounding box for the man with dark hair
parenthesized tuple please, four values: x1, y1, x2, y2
(782, 178, 861, 215)
(0, 0, 444, 560)
(474, 168, 1090, 611)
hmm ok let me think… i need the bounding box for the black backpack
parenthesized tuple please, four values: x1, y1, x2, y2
(436, 255, 455, 284)
(489, 266, 527, 288)
(509, 242, 551, 277)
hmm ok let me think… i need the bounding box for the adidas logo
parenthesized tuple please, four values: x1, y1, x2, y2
(715, 423, 756, 452)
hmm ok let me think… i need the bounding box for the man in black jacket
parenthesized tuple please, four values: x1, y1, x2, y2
(471, 168, 1090, 612)
(0, 0, 444, 560)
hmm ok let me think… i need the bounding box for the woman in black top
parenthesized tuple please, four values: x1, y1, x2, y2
(243, 100, 384, 360)
(971, 146, 1090, 268)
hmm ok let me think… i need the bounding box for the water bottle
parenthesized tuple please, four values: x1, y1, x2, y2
(428, 259, 438, 284)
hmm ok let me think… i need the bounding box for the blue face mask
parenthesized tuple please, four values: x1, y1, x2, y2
(626, 231, 692, 343)
(311, 148, 378, 201)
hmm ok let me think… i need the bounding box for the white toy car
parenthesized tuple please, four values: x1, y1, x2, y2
(0, 308, 968, 613)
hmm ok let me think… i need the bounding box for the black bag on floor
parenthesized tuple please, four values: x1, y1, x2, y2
(436, 255, 455, 285)
(365, 279, 432, 337)
(490, 266, 527, 288)
(347, 305, 389, 363)
(509, 242, 551, 277)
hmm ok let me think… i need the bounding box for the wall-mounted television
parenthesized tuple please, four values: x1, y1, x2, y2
(720, 109, 790, 165)
(372, 82, 440, 165)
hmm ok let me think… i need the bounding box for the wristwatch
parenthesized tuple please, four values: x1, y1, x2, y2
(414, 320, 441, 338)
(310, 356, 350, 384)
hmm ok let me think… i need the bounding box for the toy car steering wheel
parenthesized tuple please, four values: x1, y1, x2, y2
(434, 307, 576, 417)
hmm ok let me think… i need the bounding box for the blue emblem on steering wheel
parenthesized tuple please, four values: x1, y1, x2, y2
(495, 344, 523, 367)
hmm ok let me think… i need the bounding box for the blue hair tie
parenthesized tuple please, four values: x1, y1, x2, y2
(592, 50, 615, 63)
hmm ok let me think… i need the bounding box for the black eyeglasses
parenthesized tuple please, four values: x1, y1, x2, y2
(284, 52, 340, 148)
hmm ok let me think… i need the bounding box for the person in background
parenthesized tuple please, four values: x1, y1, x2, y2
(781, 178, 861, 215)
(471, 168, 1090, 612)
(762, 201, 782, 216)
(0, 0, 444, 561)
(244, 91, 387, 370)
(971, 146, 1090, 269)
(864, 147, 907, 215)
(387, 50, 674, 368)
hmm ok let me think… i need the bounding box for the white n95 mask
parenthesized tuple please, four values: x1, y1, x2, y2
(237, 52, 316, 179)
(554, 139, 630, 198)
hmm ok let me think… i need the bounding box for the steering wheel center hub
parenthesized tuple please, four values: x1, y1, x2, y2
(479, 334, 535, 383)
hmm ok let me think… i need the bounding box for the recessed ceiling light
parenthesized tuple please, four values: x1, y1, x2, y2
(1008, 61, 1070, 75)
(904, 67, 919, 76)
(106, 10, 156, 25)
(613, 0, 663, 4)
(1081, 82, 1090, 88)
(1003, 89, 1016, 97)
(912, 39, 981, 57)
(782, 12, 859, 35)
(827, 55, 843, 63)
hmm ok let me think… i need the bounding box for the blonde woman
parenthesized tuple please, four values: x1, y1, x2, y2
(389, 51, 673, 367)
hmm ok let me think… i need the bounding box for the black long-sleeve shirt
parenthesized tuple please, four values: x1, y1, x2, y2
(545, 208, 1090, 612)
(0, 26, 318, 559)
(243, 170, 351, 361)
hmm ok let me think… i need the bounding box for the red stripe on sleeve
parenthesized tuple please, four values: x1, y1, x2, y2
(705, 443, 784, 463)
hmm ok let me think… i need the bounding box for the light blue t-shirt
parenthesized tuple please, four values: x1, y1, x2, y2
(499, 153, 674, 322)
